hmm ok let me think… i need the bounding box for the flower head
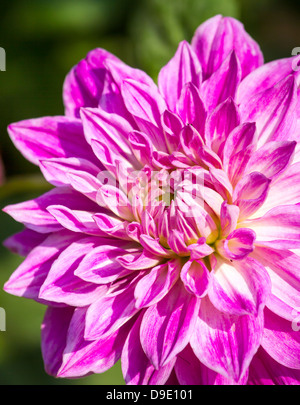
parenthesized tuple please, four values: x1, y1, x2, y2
(3, 15, 300, 385)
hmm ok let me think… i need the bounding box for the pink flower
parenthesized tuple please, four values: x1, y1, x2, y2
(3, 15, 300, 385)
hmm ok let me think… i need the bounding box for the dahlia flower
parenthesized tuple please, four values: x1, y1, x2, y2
(3, 15, 300, 385)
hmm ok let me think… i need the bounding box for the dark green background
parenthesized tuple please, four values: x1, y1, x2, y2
(0, 0, 299, 385)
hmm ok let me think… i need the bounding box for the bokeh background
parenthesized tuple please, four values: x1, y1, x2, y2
(0, 0, 299, 385)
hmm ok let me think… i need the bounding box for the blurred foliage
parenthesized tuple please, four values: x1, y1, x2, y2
(0, 0, 299, 386)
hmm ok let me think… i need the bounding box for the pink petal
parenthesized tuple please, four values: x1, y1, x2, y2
(121, 79, 167, 151)
(233, 172, 271, 219)
(39, 237, 108, 306)
(209, 256, 271, 316)
(7, 116, 96, 166)
(220, 201, 240, 238)
(121, 312, 176, 385)
(3, 187, 99, 233)
(237, 55, 300, 105)
(47, 205, 105, 236)
(134, 259, 180, 309)
(191, 15, 263, 80)
(217, 228, 256, 260)
(41, 306, 75, 376)
(205, 97, 240, 155)
(251, 162, 300, 218)
(180, 259, 211, 298)
(245, 141, 296, 179)
(201, 50, 241, 112)
(251, 246, 300, 321)
(63, 48, 120, 117)
(93, 213, 132, 240)
(84, 273, 144, 340)
(239, 75, 297, 148)
(158, 40, 201, 112)
(140, 280, 200, 369)
(262, 307, 300, 369)
(3, 228, 48, 257)
(176, 83, 206, 136)
(175, 344, 249, 385)
(57, 307, 134, 378)
(190, 296, 263, 382)
(248, 346, 300, 385)
(243, 205, 300, 245)
(74, 242, 137, 284)
(4, 231, 80, 301)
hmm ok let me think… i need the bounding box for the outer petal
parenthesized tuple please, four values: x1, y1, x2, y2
(63, 48, 120, 117)
(57, 307, 134, 378)
(140, 280, 200, 369)
(41, 306, 75, 376)
(134, 260, 180, 309)
(3, 228, 48, 257)
(251, 246, 300, 321)
(262, 307, 300, 369)
(84, 273, 144, 340)
(191, 15, 263, 80)
(190, 296, 263, 382)
(175, 344, 248, 385)
(3, 187, 100, 234)
(121, 312, 176, 385)
(7, 116, 96, 166)
(158, 40, 201, 112)
(39, 237, 109, 306)
(209, 256, 271, 316)
(242, 205, 300, 246)
(248, 346, 300, 385)
(239, 75, 297, 148)
(4, 231, 80, 301)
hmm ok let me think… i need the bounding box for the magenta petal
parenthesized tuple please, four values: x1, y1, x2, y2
(74, 242, 135, 284)
(121, 78, 167, 150)
(7, 116, 96, 166)
(233, 172, 271, 219)
(84, 273, 144, 340)
(39, 237, 108, 306)
(180, 259, 211, 298)
(3, 187, 99, 234)
(205, 97, 240, 155)
(245, 140, 296, 179)
(158, 40, 201, 113)
(217, 228, 256, 260)
(121, 312, 175, 385)
(3, 229, 48, 257)
(176, 83, 206, 137)
(248, 346, 300, 385)
(175, 344, 248, 385)
(243, 205, 300, 244)
(191, 15, 263, 80)
(209, 256, 271, 316)
(252, 246, 300, 321)
(201, 51, 241, 112)
(41, 306, 75, 376)
(63, 48, 120, 117)
(240, 75, 297, 147)
(220, 201, 240, 238)
(57, 307, 134, 378)
(4, 231, 80, 302)
(262, 307, 300, 369)
(134, 259, 180, 309)
(190, 296, 263, 382)
(140, 280, 200, 369)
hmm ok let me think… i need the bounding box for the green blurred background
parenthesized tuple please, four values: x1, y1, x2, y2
(0, 0, 299, 385)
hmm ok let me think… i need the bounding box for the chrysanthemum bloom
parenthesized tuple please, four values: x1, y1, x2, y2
(3, 15, 300, 385)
